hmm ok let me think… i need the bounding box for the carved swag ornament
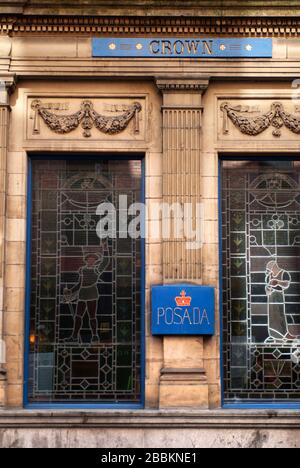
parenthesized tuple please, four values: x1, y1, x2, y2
(31, 99, 142, 137)
(221, 102, 300, 138)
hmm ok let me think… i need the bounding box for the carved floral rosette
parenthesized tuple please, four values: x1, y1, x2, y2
(221, 102, 300, 138)
(31, 99, 142, 138)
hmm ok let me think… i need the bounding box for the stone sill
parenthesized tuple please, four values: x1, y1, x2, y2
(0, 409, 300, 429)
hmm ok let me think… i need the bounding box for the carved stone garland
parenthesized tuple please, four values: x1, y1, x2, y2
(31, 100, 142, 137)
(221, 102, 300, 138)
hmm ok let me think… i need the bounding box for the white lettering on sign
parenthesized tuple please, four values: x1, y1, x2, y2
(157, 307, 210, 326)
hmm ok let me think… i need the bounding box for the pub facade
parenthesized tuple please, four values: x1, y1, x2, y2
(0, 0, 300, 448)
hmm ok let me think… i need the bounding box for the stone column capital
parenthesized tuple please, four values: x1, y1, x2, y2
(0, 74, 17, 106)
(155, 77, 210, 94)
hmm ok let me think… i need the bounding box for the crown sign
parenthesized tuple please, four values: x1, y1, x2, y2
(175, 290, 192, 307)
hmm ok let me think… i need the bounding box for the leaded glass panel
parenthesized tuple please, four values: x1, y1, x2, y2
(222, 160, 300, 403)
(28, 158, 142, 404)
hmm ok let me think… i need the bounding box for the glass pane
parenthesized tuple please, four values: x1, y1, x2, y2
(222, 160, 300, 403)
(28, 159, 142, 404)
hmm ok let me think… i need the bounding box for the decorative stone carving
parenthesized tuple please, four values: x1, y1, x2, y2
(31, 99, 142, 138)
(221, 102, 300, 138)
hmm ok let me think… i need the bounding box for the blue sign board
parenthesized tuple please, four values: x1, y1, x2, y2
(152, 284, 215, 336)
(92, 38, 272, 59)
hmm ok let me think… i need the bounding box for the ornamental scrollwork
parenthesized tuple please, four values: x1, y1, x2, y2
(221, 102, 300, 138)
(31, 99, 142, 138)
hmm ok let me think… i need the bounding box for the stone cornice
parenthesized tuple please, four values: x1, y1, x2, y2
(0, 409, 300, 429)
(156, 78, 210, 94)
(2, 15, 300, 37)
(1, 1, 300, 17)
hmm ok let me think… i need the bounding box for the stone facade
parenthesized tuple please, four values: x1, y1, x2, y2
(0, 0, 299, 448)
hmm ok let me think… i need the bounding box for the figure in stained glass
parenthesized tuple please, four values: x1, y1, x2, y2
(63, 242, 109, 345)
(265, 260, 294, 343)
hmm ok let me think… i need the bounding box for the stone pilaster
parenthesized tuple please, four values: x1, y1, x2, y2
(0, 75, 15, 407)
(156, 78, 208, 281)
(156, 77, 210, 409)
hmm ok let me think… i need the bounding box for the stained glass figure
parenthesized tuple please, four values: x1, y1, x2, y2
(265, 260, 294, 344)
(28, 159, 142, 404)
(222, 160, 300, 403)
(62, 243, 110, 345)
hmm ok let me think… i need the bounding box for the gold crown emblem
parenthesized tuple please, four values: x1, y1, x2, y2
(175, 290, 192, 307)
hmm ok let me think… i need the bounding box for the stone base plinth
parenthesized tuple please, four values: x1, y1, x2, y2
(0, 409, 299, 448)
(159, 368, 209, 409)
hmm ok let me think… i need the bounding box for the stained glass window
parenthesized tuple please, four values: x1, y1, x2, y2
(27, 158, 143, 404)
(222, 160, 300, 403)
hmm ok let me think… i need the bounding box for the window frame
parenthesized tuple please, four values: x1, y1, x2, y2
(219, 154, 300, 409)
(23, 153, 146, 410)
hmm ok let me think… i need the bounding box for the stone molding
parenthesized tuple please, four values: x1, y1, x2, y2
(0, 75, 17, 102)
(0, 409, 300, 429)
(2, 15, 300, 36)
(2, 0, 300, 17)
(160, 368, 207, 382)
(156, 78, 210, 94)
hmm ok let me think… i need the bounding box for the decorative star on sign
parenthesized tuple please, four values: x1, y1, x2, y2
(245, 44, 253, 51)
(220, 44, 226, 51)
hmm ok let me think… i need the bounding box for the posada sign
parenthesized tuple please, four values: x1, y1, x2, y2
(152, 284, 215, 336)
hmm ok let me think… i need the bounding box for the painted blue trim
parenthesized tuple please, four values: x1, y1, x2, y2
(224, 404, 300, 410)
(219, 154, 300, 409)
(140, 157, 146, 410)
(28, 153, 144, 161)
(25, 403, 144, 410)
(221, 154, 300, 162)
(218, 158, 225, 408)
(23, 157, 33, 407)
(23, 153, 146, 410)
(92, 38, 273, 59)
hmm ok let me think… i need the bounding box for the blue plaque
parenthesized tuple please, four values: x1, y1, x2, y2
(152, 284, 215, 336)
(92, 38, 272, 59)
